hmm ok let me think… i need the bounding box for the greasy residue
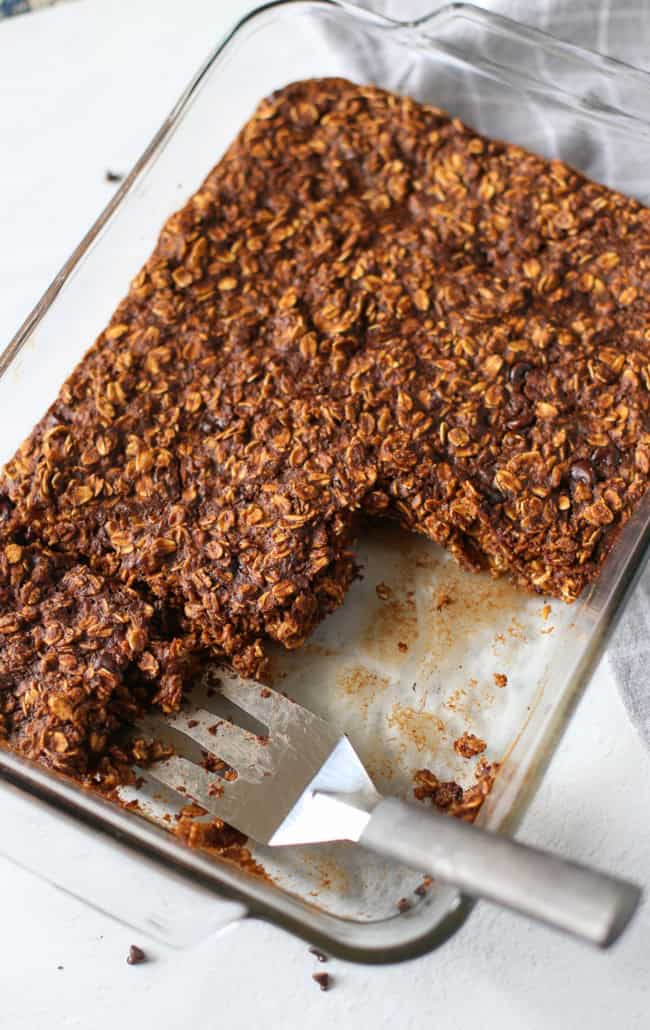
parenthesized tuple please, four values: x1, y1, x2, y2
(387, 702, 447, 753)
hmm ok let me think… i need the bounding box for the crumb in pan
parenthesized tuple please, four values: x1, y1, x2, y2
(453, 732, 487, 758)
(414, 761, 500, 821)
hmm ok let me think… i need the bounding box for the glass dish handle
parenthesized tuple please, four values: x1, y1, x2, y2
(0, 767, 247, 948)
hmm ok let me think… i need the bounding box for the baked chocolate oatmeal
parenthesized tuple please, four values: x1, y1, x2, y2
(1, 77, 649, 781)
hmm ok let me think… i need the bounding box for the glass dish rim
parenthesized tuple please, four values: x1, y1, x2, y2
(1, 0, 650, 963)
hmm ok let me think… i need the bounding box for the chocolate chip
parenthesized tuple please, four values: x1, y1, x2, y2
(476, 468, 504, 505)
(523, 369, 545, 401)
(309, 946, 328, 963)
(591, 443, 620, 475)
(505, 391, 535, 431)
(506, 410, 534, 431)
(569, 459, 594, 486)
(484, 486, 504, 504)
(414, 884, 427, 897)
(126, 945, 146, 965)
(509, 361, 533, 388)
(312, 972, 331, 991)
(96, 655, 120, 677)
(105, 170, 124, 184)
(397, 897, 411, 912)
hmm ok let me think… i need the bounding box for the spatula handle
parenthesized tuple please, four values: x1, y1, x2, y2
(360, 797, 641, 946)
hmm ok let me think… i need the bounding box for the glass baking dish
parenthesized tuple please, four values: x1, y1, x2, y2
(2, 0, 650, 963)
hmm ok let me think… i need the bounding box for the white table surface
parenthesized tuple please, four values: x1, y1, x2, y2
(1, 2, 650, 1027)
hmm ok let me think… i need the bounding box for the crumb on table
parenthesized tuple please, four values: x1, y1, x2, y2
(126, 945, 146, 966)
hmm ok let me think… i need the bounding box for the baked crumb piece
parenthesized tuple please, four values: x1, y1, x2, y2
(453, 732, 487, 758)
(126, 945, 146, 965)
(414, 762, 500, 821)
(414, 877, 433, 897)
(494, 673, 508, 689)
(308, 947, 328, 963)
(175, 807, 244, 849)
(173, 804, 266, 872)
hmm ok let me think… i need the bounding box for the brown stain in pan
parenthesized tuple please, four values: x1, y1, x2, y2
(443, 686, 468, 713)
(387, 702, 447, 753)
(418, 562, 531, 675)
(336, 665, 390, 723)
(354, 531, 517, 672)
(507, 616, 528, 642)
(364, 754, 395, 785)
(302, 853, 351, 897)
(444, 681, 497, 719)
(338, 665, 390, 698)
(300, 642, 339, 659)
(358, 528, 426, 664)
(359, 589, 419, 663)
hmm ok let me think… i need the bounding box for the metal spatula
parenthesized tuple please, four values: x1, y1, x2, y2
(139, 673, 641, 947)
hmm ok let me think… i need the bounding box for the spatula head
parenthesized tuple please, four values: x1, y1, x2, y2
(138, 671, 379, 845)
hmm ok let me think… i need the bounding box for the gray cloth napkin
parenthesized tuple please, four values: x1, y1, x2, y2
(610, 573, 650, 748)
(355, 0, 650, 743)
(0, 0, 68, 16)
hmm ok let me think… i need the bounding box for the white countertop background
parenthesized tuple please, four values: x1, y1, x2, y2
(1, 2, 650, 1027)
